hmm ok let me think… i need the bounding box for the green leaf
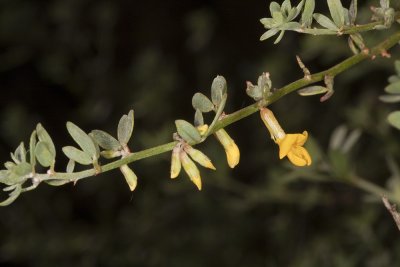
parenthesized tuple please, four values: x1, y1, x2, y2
(246, 82, 263, 101)
(175, 120, 201, 144)
(379, 95, 400, 103)
(14, 142, 26, 163)
(29, 130, 37, 168)
(260, 28, 280, 41)
(281, 0, 291, 13)
(211, 76, 227, 107)
(66, 159, 75, 173)
(270, 2, 281, 14)
(349, 0, 357, 24)
(327, 0, 345, 27)
(192, 93, 214, 113)
(194, 109, 204, 127)
(35, 141, 55, 167)
(36, 123, 56, 158)
(395, 60, 400, 75)
(0, 185, 22, 206)
(313, 13, 339, 30)
(11, 162, 31, 178)
(280, 22, 301, 31)
(301, 0, 315, 27)
(298, 86, 329, 96)
(388, 75, 400, 84)
(385, 81, 400, 94)
(66, 121, 97, 158)
(62, 146, 93, 165)
(274, 30, 285, 44)
(117, 110, 134, 146)
(388, 111, 400, 130)
(90, 130, 121, 151)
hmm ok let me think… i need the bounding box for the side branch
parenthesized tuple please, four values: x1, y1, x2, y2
(45, 31, 400, 182)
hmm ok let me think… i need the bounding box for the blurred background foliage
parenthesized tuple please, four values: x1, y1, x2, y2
(0, 0, 400, 266)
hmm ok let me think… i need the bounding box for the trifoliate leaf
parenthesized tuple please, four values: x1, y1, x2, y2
(327, 0, 345, 27)
(90, 130, 122, 151)
(66, 121, 97, 158)
(117, 110, 134, 146)
(175, 120, 201, 144)
(62, 146, 92, 165)
(192, 93, 214, 113)
(388, 111, 400, 130)
(211, 76, 227, 107)
(35, 141, 55, 167)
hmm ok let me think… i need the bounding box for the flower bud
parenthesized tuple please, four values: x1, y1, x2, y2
(196, 124, 209, 136)
(180, 151, 202, 190)
(214, 129, 240, 168)
(170, 145, 182, 179)
(185, 146, 216, 170)
(120, 164, 138, 191)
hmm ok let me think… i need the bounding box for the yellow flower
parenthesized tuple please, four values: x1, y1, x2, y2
(170, 144, 182, 179)
(260, 108, 312, 167)
(214, 129, 240, 168)
(120, 164, 138, 191)
(180, 151, 202, 190)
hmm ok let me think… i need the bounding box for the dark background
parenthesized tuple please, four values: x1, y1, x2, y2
(0, 0, 400, 266)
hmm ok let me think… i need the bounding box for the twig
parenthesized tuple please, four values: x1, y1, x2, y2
(382, 196, 400, 231)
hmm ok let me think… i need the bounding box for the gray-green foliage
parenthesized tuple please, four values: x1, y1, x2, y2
(381, 61, 400, 129)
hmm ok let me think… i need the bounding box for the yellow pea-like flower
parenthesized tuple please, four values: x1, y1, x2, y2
(184, 145, 216, 170)
(180, 151, 202, 190)
(170, 145, 182, 179)
(214, 129, 240, 168)
(120, 164, 138, 191)
(260, 107, 312, 167)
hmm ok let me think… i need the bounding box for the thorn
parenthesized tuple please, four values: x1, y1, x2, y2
(296, 55, 311, 80)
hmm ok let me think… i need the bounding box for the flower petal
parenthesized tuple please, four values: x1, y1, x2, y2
(287, 146, 312, 166)
(278, 134, 297, 159)
(295, 131, 308, 146)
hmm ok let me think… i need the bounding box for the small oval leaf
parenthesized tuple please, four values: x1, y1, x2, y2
(175, 120, 201, 144)
(313, 13, 339, 30)
(118, 110, 134, 146)
(36, 124, 56, 158)
(192, 93, 214, 113)
(385, 81, 400, 94)
(327, 0, 345, 27)
(194, 109, 204, 127)
(388, 111, 400, 130)
(35, 141, 55, 167)
(211, 76, 227, 107)
(62, 146, 92, 165)
(90, 130, 121, 151)
(66, 122, 97, 158)
(29, 130, 37, 168)
(298, 86, 329, 96)
(379, 95, 400, 103)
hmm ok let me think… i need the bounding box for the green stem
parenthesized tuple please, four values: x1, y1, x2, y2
(346, 175, 399, 203)
(39, 31, 400, 183)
